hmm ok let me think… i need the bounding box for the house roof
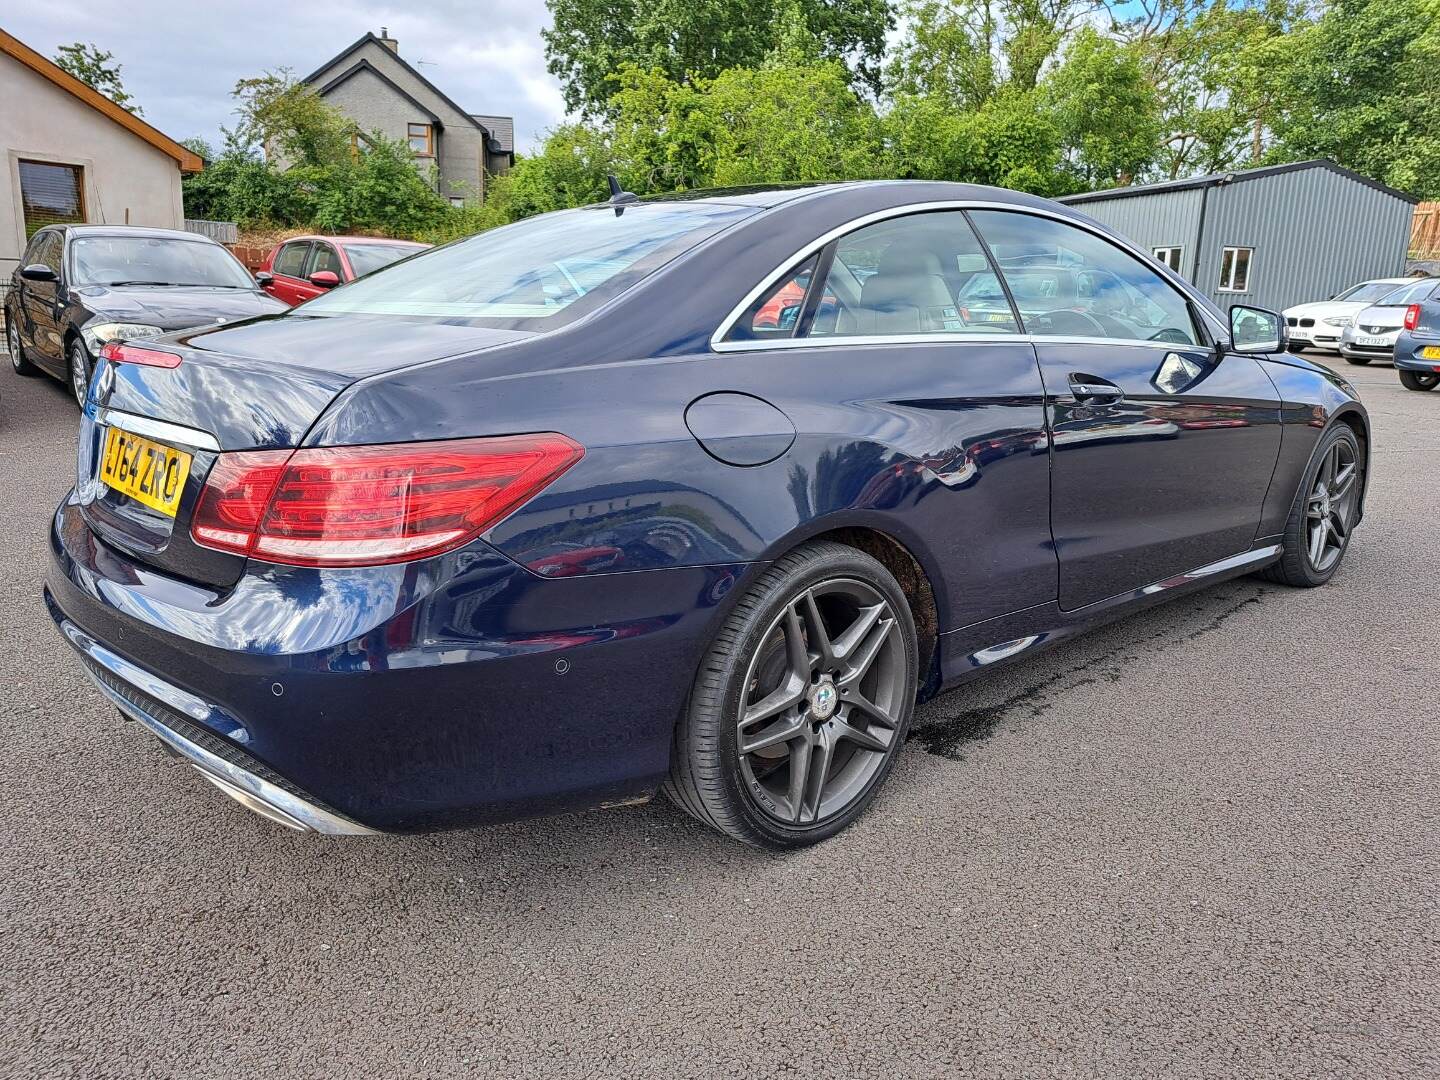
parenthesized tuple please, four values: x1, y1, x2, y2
(303, 32, 514, 154)
(0, 29, 203, 173)
(1058, 159, 1418, 208)
(469, 115, 513, 155)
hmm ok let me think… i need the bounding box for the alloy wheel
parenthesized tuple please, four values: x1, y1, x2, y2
(737, 578, 907, 826)
(69, 341, 90, 405)
(1305, 438, 1360, 573)
(6, 318, 19, 372)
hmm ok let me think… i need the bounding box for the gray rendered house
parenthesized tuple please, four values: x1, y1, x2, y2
(1058, 160, 1418, 312)
(302, 29, 514, 206)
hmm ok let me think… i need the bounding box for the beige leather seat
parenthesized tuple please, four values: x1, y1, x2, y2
(841, 248, 955, 334)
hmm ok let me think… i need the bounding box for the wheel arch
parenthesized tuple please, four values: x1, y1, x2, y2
(755, 518, 944, 702)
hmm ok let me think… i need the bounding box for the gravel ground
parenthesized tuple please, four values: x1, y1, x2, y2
(0, 355, 1436, 1079)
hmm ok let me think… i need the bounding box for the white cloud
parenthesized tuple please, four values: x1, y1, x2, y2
(4, 0, 567, 153)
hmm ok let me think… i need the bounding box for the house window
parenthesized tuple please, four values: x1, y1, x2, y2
(408, 123, 433, 156)
(1219, 246, 1253, 292)
(18, 160, 86, 239)
(1152, 246, 1183, 273)
(449, 196, 465, 208)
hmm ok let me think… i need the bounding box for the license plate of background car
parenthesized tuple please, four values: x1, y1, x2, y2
(1358, 336, 1390, 347)
(1421, 346, 1440, 360)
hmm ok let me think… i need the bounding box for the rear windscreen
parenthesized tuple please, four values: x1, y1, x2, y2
(302, 203, 755, 328)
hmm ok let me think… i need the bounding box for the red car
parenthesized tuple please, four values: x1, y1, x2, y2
(256, 235, 428, 306)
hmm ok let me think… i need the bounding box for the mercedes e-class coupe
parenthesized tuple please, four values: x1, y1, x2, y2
(46, 181, 1370, 849)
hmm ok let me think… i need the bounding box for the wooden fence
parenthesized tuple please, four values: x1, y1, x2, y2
(1412, 202, 1440, 258)
(183, 218, 239, 245)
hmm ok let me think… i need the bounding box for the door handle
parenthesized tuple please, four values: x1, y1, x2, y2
(1068, 375, 1123, 403)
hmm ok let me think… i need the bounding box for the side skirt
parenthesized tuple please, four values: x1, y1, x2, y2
(932, 543, 1282, 694)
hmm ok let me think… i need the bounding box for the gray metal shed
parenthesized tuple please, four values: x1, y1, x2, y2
(1057, 160, 1418, 313)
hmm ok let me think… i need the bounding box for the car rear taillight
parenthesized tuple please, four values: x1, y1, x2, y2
(99, 342, 183, 368)
(191, 434, 583, 567)
(1404, 304, 1421, 331)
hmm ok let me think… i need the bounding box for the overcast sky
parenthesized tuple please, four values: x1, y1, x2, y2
(5, 1, 568, 154)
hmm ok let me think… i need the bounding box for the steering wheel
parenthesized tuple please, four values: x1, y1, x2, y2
(1148, 327, 1194, 345)
(1037, 309, 1110, 337)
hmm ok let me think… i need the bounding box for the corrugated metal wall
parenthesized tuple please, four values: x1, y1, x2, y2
(1198, 169, 1412, 312)
(1067, 188, 1205, 273)
(1068, 166, 1413, 313)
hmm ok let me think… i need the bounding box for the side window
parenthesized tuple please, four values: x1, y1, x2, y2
(274, 242, 311, 278)
(810, 211, 1019, 337)
(969, 210, 1200, 346)
(728, 255, 819, 340)
(306, 243, 343, 278)
(38, 232, 63, 273)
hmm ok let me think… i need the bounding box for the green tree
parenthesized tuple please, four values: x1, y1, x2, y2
(543, 0, 895, 116)
(1263, 0, 1440, 197)
(54, 42, 142, 114)
(1041, 28, 1161, 187)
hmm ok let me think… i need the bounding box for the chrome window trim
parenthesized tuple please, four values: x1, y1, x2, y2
(710, 199, 1230, 353)
(96, 407, 221, 452)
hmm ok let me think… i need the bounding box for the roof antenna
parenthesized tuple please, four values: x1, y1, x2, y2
(607, 174, 639, 215)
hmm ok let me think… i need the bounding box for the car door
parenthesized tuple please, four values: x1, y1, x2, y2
(714, 209, 1056, 627)
(303, 241, 345, 294)
(267, 241, 314, 306)
(968, 209, 1282, 611)
(19, 230, 66, 373)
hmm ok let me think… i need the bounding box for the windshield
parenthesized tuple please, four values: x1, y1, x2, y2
(1371, 278, 1437, 306)
(1335, 281, 1408, 303)
(342, 243, 426, 279)
(70, 235, 255, 288)
(302, 203, 754, 325)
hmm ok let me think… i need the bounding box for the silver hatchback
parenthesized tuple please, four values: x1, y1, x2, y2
(1340, 277, 1440, 364)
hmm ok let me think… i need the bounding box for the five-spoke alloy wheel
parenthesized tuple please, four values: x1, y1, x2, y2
(1262, 423, 1364, 587)
(666, 542, 918, 849)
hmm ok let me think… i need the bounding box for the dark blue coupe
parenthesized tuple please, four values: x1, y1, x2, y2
(46, 181, 1370, 848)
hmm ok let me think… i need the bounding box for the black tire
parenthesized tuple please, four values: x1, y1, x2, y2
(67, 337, 92, 407)
(1398, 369, 1440, 392)
(1343, 355, 1371, 366)
(1259, 423, 1363, 587)
(5, 308, 38, 376)
(664, 541, 919, 849)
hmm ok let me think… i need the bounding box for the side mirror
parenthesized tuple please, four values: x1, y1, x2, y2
(20, 263, 57, 283)
(1229, 304, 1285, 354)
(254, 271, 274, 287)
(309, 270, 340, 289)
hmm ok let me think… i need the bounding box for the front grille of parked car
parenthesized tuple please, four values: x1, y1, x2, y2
(81, 656, 341, 813)
(1360, 325, 1389, 334)
(1299, 318, 1315, 327)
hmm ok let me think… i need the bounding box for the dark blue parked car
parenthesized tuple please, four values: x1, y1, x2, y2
(46, 181, 1370, 849)
(1392, 296, 1440, 391)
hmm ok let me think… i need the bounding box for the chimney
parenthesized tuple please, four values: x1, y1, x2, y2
(378, 27, 398, 53)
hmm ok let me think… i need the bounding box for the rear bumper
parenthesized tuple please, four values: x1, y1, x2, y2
(47, 493, 748, 832)
(60, 614, 376, 833)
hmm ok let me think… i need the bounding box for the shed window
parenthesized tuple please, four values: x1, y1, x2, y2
(1152, 246, 1183, 273)
(1219, 246, 1253, 292)
(408, 124, 433, 156)
(18, 160, 85, 239)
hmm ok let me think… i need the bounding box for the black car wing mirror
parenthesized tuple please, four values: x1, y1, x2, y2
(20, 263, 57, 283)
(1229, 304, 1285, 354)
(254, 271, 274, 287)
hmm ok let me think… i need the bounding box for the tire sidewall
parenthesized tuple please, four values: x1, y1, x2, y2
(699, 546, 919, 848)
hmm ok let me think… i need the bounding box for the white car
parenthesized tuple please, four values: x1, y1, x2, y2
(1339, 277, 1440, 364)
(1284, 278, 1414, 352)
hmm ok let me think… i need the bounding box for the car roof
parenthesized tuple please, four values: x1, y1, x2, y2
(60, 224, 220, 243)
(283, 234, 427, 245)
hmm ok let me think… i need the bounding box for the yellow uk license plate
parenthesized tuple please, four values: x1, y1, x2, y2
(99, 427, 192, 517)
(1421, 346, 1440, 360)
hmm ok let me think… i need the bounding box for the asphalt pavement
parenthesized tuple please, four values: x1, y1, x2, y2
(1, 355, 1436, 1078)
